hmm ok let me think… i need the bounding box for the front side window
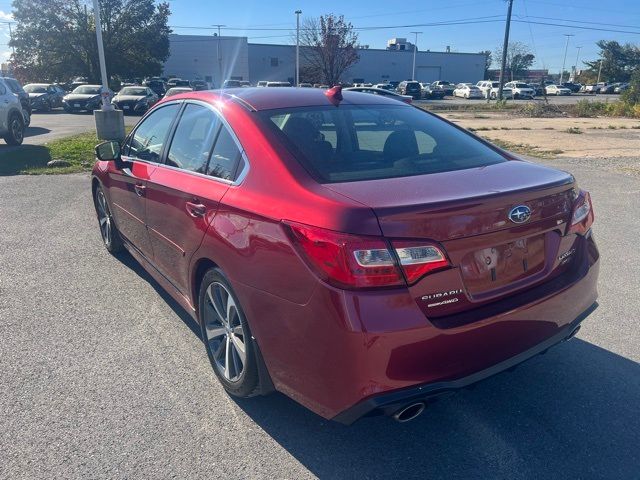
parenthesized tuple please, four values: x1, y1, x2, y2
(126, 103, 180, 162)
(166, 104, 220, 173)
(261, 105, 506, 183)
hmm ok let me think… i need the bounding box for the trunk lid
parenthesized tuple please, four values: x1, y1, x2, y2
(323, 160, 576, 315)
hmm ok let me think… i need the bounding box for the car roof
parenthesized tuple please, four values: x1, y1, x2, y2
(173, 87, 410, 111)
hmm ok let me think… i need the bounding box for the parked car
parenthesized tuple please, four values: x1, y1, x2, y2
(374, 83, 395, 91)
(298, 83, 313, 88)
(0, 77, 25, 145)
(584, 82, 607, 94)
(598, 83, 616, 94)
(266, 81, 292, 87)
(143, 78, 167, 96)
(561, 82, 582, 93)
(256, 81, 268, 87)
(396, 80, 422, 99)
(420, 83, 446, 100)
(614, 83, 629, 94)
(24, 83, 65, 111)
(112, 86, 159, 114)
(476, 81, 513, 99)
(504, 81, 535, 99)
(452, 83, 483, 99)
(62, 84, 107, 113)
(191, 80, 211, 91)
(344, 86, 412, 103)
(1, 76, 31, 126)
(545, 84, 572, 96)
(239, 81, 251, 88)
(223, 80, 243, 88)
(163, 87, 194, 98)
(166, 78, 191, 89)
(528, 83, 544, 96)
(91, 87, 599, 424)
(430, 80, 455, 95)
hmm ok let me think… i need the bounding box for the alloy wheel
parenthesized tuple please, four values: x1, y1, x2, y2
(96, 190, 112, 246)
(204, 282, 247, 382)
(11, 117, 23, 143)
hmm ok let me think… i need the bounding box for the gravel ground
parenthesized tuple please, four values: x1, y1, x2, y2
(0, 157, 638, 479)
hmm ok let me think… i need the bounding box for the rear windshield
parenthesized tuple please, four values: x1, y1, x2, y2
(261, 105, 507, 183)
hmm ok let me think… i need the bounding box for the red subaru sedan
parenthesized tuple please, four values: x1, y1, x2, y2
(91, 87, 599, 423)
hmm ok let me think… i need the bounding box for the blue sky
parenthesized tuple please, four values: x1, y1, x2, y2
(167, 0, 640, 74)
(0, 0, 638, 73)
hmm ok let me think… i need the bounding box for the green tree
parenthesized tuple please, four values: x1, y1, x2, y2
(10, 0, 171, 83)
(299, 14, 359, 85)
(583, 40, 640, 83)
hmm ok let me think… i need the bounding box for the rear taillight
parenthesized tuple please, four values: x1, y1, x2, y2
(285, 222, 450, 289)
(568, 190, 594, 235)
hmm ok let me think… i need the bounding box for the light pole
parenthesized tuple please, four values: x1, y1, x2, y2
(295, 10, 302, 87)
(410, 31, 422, 81)
(597, 57, 603, 84)
(572, 45, 582, 81)
(92, 0, 112, 110)
(212, 24, 226, 87)
(559, 34, 574, 84)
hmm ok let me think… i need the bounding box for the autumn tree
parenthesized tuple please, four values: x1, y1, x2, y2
(299, 14, 359, 86)
(494, 42, 535, 81)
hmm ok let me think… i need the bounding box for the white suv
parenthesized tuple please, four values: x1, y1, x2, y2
(505, 81, 535, 99)
(0, 77, 25, 145)
(476, 81, 514, 100)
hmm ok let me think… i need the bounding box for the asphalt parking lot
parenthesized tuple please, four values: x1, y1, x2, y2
(22, 111, 140, 145)
(1, 155, 638, 477)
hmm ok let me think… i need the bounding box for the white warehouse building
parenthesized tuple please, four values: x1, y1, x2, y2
(163, 34, 486, 86)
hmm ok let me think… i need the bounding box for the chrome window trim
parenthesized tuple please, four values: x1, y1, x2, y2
(122, 98, 250, 186)
(159, 98, 250, 186)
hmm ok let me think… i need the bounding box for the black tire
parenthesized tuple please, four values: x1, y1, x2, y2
(93, 186, 124, 253)
(4, 113, 24, 146)
(198, 268, 261, 397)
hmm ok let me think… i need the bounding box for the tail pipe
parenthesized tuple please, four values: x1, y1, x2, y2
(392, 402, 426, 423)
(565, 324, 581, 341)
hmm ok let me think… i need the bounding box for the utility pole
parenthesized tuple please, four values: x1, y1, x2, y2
(559, 34, 574, 85)
(6, 22, 14, 56)
(497, 0, 514, 100)
(92, 0, 112, 111)
(295, 10, 302, 87)
(410, 32, 422, 81)
(212, 24, 225, 87)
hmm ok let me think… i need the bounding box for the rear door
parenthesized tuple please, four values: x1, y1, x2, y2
(145, 102, 245, 295)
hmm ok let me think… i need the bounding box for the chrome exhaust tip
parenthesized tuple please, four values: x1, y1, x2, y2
(392, 402, 426, 423)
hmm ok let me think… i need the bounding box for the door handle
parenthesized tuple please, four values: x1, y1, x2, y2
(186, 201, 206, 218)
(134, 183, 146, 197)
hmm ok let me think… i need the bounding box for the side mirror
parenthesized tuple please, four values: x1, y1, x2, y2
(95, 141, 120, 161)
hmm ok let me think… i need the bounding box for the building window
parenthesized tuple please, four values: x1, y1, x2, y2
(270, 57, 279, 67)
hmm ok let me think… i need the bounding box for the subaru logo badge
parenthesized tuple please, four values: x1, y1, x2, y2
(508, 205, 531, 224)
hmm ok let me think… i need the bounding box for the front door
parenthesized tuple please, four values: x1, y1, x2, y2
(108, 102, 182, 258)
(145, 102, 244, 295)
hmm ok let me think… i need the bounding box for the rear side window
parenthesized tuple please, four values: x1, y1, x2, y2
(207, 125, 242, 180)
(125, 103, 180, 162)
(166, 104, 220, 173)
(261, 105, 506, 183)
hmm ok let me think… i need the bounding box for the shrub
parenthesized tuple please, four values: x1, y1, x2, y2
(565, 127, 583, 134)
(574, 100, 608, 117)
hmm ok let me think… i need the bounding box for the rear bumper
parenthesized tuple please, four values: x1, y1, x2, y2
(236, 233, 599, 422)
(332, 301, 597, 424)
